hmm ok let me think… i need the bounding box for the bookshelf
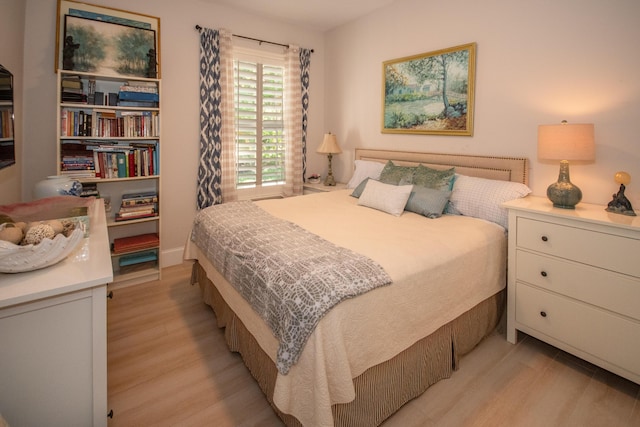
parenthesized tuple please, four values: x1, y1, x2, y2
(56, 70, 161, 287)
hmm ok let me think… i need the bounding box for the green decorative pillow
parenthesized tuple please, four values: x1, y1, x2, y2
(379, 161, 416, 185)
(350, 177, 371, 198)
(405, 187, 452, 219)
(413, 165, 455, 191)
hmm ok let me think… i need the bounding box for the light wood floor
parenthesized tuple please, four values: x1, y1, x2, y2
(107, 263, 640, 427)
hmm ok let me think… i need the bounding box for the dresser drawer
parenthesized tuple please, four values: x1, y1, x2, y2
(516, 217, 640, 278)
(515, 282, 640, 376)
(516, 250, 640, 321)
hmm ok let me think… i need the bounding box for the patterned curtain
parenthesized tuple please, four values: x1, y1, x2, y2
(283, 45, 311, 197)
(197, 27, 236, 209)
(300, 48, 312, 183)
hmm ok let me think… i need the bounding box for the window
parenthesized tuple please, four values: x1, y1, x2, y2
(233, 52, 285, 195)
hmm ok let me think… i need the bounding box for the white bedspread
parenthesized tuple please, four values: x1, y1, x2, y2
(184, 189, 507, 427)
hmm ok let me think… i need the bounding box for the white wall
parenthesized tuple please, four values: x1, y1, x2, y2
(10, 0, 640, 267)
(325, 0, 640, 207)
(19, 0, 326, 266)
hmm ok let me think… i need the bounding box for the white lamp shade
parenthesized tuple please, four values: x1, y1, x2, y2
(317, 133, 342, 154)
(538, 123, 595, 161)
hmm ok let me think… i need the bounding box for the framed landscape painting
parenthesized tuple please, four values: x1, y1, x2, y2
(55, 0, 161, 78)
(382, 43, 476, 136)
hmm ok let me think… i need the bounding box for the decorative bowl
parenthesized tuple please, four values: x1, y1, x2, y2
(0, 227, 85, 273)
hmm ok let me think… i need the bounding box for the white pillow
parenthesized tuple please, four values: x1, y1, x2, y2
(357, 179, 412, 216)
(347, 160, 386, 189)
(449, 175, 531, 229)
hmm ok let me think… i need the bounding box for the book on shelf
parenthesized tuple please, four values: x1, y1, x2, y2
(126, 80, 157, 87)
(112, 233, 159, 254)
(118, 203, 158, 214)
(93, 91, 105, 105)
(118, 249, 158, 267)
(119, 83, 158, 94)
(114, 211, 158, 222)
(61, 81, 82, 89)
(118, 248, 158, 274)
(87, 79, 96, 105)
(61, 170, 96, 179)
(121, 191, 158, 204)
(0, 110, 12, 138)
(117, 100, 159, 108)
(61, 92, 87, 103)
(61, 74, 82, 87)
(79, 182, 99, 197)
(119, 259, 157, 275)
(118, 91, 159, 102)
(108, 93, 118, 106)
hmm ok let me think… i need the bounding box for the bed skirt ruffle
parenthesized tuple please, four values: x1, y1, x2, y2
(192, 261, 504, 427)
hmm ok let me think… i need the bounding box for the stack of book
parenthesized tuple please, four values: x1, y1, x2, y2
(115, 191, 158, 222)
(61, 75, 85, 103)
(79, 182, 99, 198)
(60, 140, 98, 178)
(118, 82, 159, 108)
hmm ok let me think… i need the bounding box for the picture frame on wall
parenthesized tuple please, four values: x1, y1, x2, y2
(382, 42, 476, 136)
(55, 0, 161, 78)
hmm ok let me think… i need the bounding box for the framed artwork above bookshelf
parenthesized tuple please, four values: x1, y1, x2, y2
(55, 0, 161, 78)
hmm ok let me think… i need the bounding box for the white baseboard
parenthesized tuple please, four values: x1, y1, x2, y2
(161, 246, 185, 268)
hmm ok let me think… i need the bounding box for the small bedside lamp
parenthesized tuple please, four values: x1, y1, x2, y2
(606, 171, 636, 216)
(317, 132, 342, 186)
(538, 121, 595, 209)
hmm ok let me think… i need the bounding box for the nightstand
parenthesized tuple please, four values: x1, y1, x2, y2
(303, 182, 347, 195)
(503, 195, 640, 384)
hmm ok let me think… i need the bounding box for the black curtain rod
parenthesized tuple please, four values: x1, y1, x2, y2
(195, 25, 314, 53)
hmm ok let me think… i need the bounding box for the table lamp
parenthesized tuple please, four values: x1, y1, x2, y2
(538, 121, 595, 209)
(317, 132, 342, 186)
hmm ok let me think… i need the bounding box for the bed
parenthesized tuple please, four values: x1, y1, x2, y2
(184, 149, 530, 427)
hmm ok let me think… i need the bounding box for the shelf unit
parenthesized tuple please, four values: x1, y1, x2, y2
(56, 70, 161, 287)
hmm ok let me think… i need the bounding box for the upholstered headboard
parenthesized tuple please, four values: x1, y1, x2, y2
(354, 149, 529, 185)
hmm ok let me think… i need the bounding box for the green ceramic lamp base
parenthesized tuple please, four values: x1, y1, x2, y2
(547, 160, 582, 209)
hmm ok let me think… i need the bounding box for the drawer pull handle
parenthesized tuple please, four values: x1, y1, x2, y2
(541, 271, 548, 277)
(540, 311, 547, 318)
(541, 235, 549, 242)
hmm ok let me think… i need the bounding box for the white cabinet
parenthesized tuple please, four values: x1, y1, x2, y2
(56, 70, 162, 287)
(503, 196, 640, 384)
(0, 199, 113, 426)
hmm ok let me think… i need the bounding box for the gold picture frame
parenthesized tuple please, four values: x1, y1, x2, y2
(55, 0, 161, 78)
(382, 43, 476, 136)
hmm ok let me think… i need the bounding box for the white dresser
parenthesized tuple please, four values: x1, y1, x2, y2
(503, 196, 640, 384)
(0, 198, 113, 426)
